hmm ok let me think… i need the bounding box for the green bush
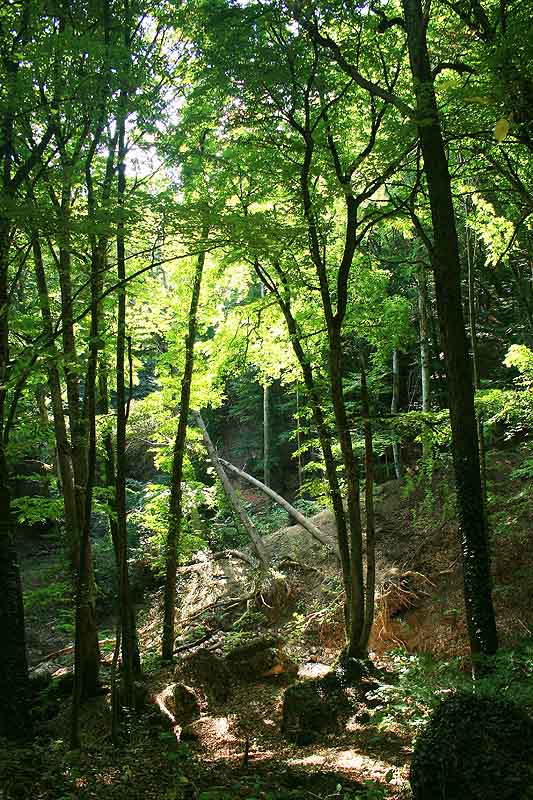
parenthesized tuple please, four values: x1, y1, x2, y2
(369, 643, 533, 734)
(410, 692, 533, 800)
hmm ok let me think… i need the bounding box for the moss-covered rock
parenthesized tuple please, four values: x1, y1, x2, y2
(281, 656, 376, 744)
(410, 692, 533, 800)
(172, 682, 200, 723)
(158, 681, 200, 725)
(224, 634, 298, 681)
(177, 650, 231, 704)
(282, 674, 353, 744)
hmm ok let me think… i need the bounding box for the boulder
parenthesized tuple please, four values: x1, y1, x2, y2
(29, 666, 53, 696)
(281, 656, 372, 744)
(178, 649, 231, 704)
(176, 635, 298, 706)
(224, 635, 298, 681)
(410, 692, 533, 800)
(172, 683, 201, 723)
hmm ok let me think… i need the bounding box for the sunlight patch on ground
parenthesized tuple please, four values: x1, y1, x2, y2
(288, 753, 327, 767)
(213, 716, 231, 736)
(297, 662, 331, 679)
(290, 747, 397, 778)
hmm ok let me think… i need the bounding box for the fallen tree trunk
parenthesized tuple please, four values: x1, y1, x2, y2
(177, 549, 258, 573)
(219, 458, 338, 555)
(193, 411, 270, 568)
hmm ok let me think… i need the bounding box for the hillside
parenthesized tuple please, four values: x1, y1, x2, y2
(6, 443, 532, 800)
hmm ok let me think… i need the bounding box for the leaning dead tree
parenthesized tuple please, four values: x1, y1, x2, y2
(218, 458, 338, 556)
(194, 411, 270, 568)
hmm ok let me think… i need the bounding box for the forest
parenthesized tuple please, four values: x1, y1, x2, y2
(0, 0, 532, 797)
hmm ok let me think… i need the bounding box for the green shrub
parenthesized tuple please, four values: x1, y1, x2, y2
(410, 692, 533, 800)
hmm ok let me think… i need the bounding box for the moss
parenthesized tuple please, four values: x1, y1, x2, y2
(281, 672, 355, 744)
(410, 691, 533, 800)
(224, 634, 297, 681)
(178, 650, 231, 704)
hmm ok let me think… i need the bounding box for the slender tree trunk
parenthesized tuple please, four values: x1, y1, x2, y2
(97, 366, 119, 554)
(260, 283, 271, 488)
(162, 225, 208, 661)
(0, 227, 31, 740)
(115, 88, 141, 701)
(391, 348, 403, 479)
(360, 355, 375, 650)
(0, 27, 53, 739)
(402, 0, 498, 661)
(465, 218, 488, 515)
(70, 208, 101, 749)
(255, 266, 353, 638)
(295, 387, 303, 492)
(328, 325, 365, 658)
(417, 263, 431, 413)
(298, 121, 365, 657)
(97, 360, 140, 677)
(52, 191, 100, 696)
(194, 411, 269, 567)
(32, 232, 78, 568)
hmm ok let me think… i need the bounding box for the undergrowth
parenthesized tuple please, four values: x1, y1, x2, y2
(369, 640, 533, 733)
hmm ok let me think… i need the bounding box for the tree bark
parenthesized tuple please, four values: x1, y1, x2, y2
(402, 0, 498, 661)
(162, 225, 208, 661)
(194, 411, 269, 567)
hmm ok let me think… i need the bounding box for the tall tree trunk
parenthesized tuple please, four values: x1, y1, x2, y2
(0, 18, 53, 739)
(115, 86, 141, 702)
(31, 232, 78, 568)
(162, 225, 208, 661)
(0, 227, 31, 740)
(417, 263, 431, 413)
(402, 0, 498, 662)
(194, 411, 269, 567)
(70, 210, 101, 749)
(391, 348, 403, 479)
(260, 283, 271, 488)
(360, 355, 376, 649)
(465, 217, 488, 515)
(52, 189, 100, 696)
(295, 387, 303, 492)
(255, 264, 353, 644)
(298, 120, 365, 657)
(328, 323, 365, 658)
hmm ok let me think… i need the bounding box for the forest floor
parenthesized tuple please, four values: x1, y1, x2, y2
(4, 442, 533, 800)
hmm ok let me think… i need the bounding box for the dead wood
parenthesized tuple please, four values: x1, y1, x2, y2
(219, 458, 338, 555)
(194, 411, 270, 567)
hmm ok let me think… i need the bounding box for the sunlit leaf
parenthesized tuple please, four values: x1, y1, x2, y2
(494, 118, 510, 142)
